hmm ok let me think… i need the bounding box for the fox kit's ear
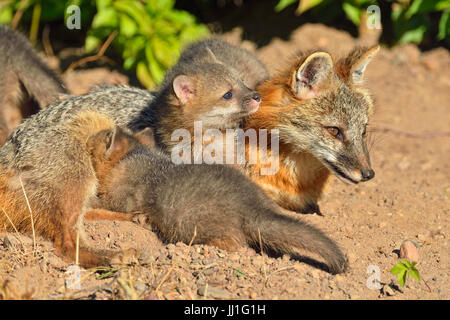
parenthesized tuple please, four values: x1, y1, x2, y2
(203, 47, 221, 64)
(350, 45, 379, 85)
(88, 126, 129, 156)
(173, 75, 196, 105)
(87, 127, 116, 160)
(104, 126, 135, 158)
(134, 127, 155, 148)
(291, 52, 333, 99)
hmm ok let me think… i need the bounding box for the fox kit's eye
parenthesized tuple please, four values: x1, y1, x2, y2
(362, 125, 367, 137)
(222, 90, 233, 100)
(325, 126, 344, 141)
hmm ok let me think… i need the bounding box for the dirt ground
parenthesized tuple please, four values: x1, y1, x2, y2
(0, 24, 448, 300)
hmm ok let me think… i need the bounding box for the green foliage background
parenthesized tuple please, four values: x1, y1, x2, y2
(0, 0, 209, 89)
(0, 0, 448, 89)
(276, 0, 450, 45)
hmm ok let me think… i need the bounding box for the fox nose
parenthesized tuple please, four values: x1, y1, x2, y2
(252, 93, 261, 102)
(361, 169, 375, 181)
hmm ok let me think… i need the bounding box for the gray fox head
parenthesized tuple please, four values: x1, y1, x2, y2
(163, 47, 261, 129)
(256, 46, 379, 184)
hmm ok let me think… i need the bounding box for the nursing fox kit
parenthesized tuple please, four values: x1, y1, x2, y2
(86, 125, 348, 274)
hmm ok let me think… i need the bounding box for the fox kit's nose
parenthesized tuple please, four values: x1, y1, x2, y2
(361, 169, 375, 181)
(246, 92, 261, 113)
(252, 93, 261, 102)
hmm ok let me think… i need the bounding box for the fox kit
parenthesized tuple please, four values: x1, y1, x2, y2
(150, 45, 262, 150)
(243, 46, 379, 213)
(85, 126, 348, 274)
(0, 110, 135, 267)
(169, 38, 269, 89)
(0, 25, 67, 145)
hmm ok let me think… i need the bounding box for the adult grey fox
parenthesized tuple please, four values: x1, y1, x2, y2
(0, 25, 67, 145)
(241, 46, 380, 213)
(85, 126, 348, 274)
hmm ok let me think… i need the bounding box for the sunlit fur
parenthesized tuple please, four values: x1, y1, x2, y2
(243, 46, 379, 213)
(0, 111, 123, 266)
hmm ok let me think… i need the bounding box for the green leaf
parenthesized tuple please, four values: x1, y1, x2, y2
(397, 269, 407, 287)
(153, 18, 178, 36)
(391, 5, 405, 22)
(149, 0, 176, 12)
(164, 10, 196, 26)
(398, 24, 427, 44)
(275, 0, 298, 12)
(136, 61, 155, 89)
(96, 0, 113, 10)
(151, 36, 178, 68)
(145, 43, 165, 85)
(113, 0, 150, 32)
(406, 0, 450, 19)
(0, 5, 13, 24)
(402, 259, 413, 268)
(123, 56, 136, 70)
(390, 262, 407, 275)
(343, 1, 362, 25)
(179, 24, 209, 44)
(438, 10, 450, 40)
(297, 0, 324, 15)
(408, 268, 421, 282)
(85, 34, 102, 52)
(91, 7, 119, 28)
(119, 12, 138, 37)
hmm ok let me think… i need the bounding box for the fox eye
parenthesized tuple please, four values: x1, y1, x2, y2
(362, 125, 367, 137)
(325, 126, 344, 141)
(222, 90, 233, 100)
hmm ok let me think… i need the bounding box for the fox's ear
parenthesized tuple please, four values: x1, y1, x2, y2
(134, 127, 155, 148)
(203, 47, 221, 64)
(349, 45, 379, 84)
(291, 52, 333, 99)
(100, 126, 131, 158)
(173, 75, 196, 105)
(87, 127, 117, 159)
(105, 126, 124, 157)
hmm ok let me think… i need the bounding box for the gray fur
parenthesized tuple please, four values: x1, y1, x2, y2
(0, 25, 67, 144)
(0, 85, 155, 167)
(96, 147, 348, 274)
(164, 38, 269, 89)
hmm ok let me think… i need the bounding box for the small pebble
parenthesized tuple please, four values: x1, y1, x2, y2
(249, 292, 258, 299)
(400, 240, 419, 261)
